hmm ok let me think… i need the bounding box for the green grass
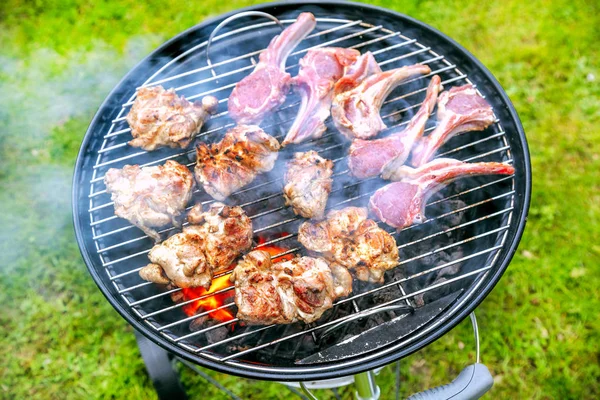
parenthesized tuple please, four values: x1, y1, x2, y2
(1, 0, 599, 398)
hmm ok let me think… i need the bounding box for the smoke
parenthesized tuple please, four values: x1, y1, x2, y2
(0, 35, 162, 271)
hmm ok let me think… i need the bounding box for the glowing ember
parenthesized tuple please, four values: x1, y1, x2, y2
(181, 233, 292, 320)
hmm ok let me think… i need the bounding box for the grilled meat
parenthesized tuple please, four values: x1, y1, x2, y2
(139, 202, 253, 289)
(283, 151, 334, 219)
(332, 64, 431, 140)
(127, 85, 218, 151)
(347, 75, 442, 179)
(195, 125, 281, 200)
(104, 160, 194, 242)
(282, 48, 360, 146)
(228, 13, 316, 125)
(371, 158, 515, 229)
(230, 250, 352, 325)
(410, 84, 495, 166)
(298, 207, 399, 283)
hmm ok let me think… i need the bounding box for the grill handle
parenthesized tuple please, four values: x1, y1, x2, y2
(407, 363, 493, 400)
(407, 313, 493, 400)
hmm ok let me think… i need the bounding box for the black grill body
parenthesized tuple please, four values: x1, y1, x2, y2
(73, 1, 531, 381)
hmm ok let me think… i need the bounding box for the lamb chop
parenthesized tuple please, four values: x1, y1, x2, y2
(104, 160, 194, 242)
(228, 13, 317, 125)
(371, 158, 515, 229)
(331, 64, 431, 140)
(298, 207, 399, 283)
(283, 151, 334, 219)
(333, 52, 382, 95)
(127, 85, 218, 151)
(195, 125, 281, 200)
(347, 75, 443, 179)
(230, 250, 352, 325)
(410, 84, 495, 167)
(139, 202, 253, 289)
(282, 48, 360, 146)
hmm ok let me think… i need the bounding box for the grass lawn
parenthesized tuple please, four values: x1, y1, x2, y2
(1, 0, 599, 398)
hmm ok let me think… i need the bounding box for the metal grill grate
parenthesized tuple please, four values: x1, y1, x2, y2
(83, 14, 516, 375)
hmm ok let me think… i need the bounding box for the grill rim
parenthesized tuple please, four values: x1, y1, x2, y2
(72, 0, 531, 381)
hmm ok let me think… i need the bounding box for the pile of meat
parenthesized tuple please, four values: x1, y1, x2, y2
(101, 12, 515, 326)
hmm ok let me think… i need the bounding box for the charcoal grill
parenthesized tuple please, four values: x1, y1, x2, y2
(72, 0, 531, 387)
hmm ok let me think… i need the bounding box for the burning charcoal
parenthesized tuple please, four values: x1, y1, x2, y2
(189, 317, 230, 344)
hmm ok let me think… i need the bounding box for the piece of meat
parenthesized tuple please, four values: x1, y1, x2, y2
(126, 85, 218, 151)
(230, 250, 352, 325)
(333, 52, 382, 95)
(195, 125, 281, 200)
(228, 13, 317, 125)
(331, 64, 431, 140)
(410, 84, 495, 166)
(347, 75, 443, 179)
(298, 207, 399, 283)
(371, 158, 515, 229)
(282, 48, 360, 146)
(139, 202, 253, 289)
(283, 151, 334, 219)
(104, 160, 194, 242)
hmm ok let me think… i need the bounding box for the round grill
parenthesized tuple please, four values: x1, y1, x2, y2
(73, 1, 531, 381)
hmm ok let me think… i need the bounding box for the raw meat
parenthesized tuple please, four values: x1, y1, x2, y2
(347, 75, 442, 178)
(410, 84, 495, 166)
(331, 64, 431, 140)
(282, 47, 360, 146)
(371, 158, 515, 229)
(228, 13, 316, 125)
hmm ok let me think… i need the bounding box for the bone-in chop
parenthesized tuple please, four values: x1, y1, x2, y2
(370, 158, 515, 229)
(230, 250, 352, 325)
(347, 75, 443, 179)
(228, 12, 317, 125)
(104, 160, 194, 242)
(127, 85, 218, 151)
(139, 203, 253, 289)
(283, 151, 334, 219)
(282, 48, 360, 146)
(410, 84, 495, 166)
(298, 207, 399, 283)
(331, 64, 431, 140)
(333, 52, 382, 95)
(195, 125, 281, 201)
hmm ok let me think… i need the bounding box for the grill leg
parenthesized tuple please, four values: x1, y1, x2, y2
(135, 330, 188, 400)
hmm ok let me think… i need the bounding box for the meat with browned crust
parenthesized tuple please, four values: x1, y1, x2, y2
(127, 85, 218, 151)
(283, 151, 333, 219)
(195, 125, 281, 201)
(230, 250, 352, 325)
(139, 202, 253, 289)
(298, 207, 399, 283)
(104, 160, 194, 242)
